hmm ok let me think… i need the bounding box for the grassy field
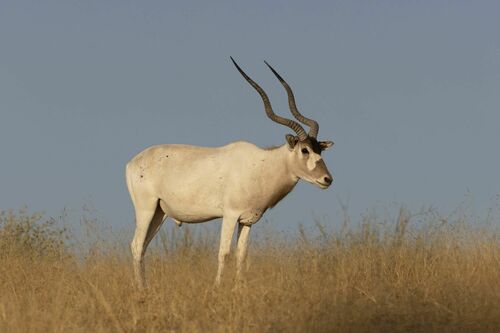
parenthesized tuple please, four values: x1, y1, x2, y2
(1, 206, 500, 332)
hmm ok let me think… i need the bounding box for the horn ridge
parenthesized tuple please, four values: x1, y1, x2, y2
(230, 57, 307, 140)
(264, 61, 319, 138)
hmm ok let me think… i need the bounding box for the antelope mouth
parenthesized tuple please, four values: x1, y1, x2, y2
(315, 181, 330, 189)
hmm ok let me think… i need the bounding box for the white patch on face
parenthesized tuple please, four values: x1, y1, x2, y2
(307, 153, 322, 171)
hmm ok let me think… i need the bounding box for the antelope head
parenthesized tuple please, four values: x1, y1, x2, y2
(230, 57, 334, 189)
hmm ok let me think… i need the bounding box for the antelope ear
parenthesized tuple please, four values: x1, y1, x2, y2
(285, 134, 299, 149)
(319, 140, 334, 151)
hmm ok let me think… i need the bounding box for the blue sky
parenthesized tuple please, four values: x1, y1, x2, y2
(1, 1, 499, 233)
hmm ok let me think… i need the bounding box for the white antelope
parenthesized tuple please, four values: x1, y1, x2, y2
(126, 58, 334, 287)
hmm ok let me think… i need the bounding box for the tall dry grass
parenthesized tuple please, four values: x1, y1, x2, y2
(1, 206, 500, 332)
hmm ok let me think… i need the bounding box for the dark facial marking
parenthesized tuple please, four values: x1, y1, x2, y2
(301, 137, 322, 155)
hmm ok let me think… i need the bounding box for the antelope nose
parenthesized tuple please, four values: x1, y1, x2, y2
(323, 176, 332, 185)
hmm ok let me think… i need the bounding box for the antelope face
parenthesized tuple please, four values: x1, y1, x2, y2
(286, 135, 334, 189)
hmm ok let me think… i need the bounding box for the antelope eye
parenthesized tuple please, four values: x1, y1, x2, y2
(301, 148, 309, 155)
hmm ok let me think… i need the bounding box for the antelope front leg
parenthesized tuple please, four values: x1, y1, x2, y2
(215, 214, 238, 286)
(236, 223, 251, 282)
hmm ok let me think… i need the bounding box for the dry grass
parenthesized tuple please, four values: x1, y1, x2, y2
(1, 206, 500, 332)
